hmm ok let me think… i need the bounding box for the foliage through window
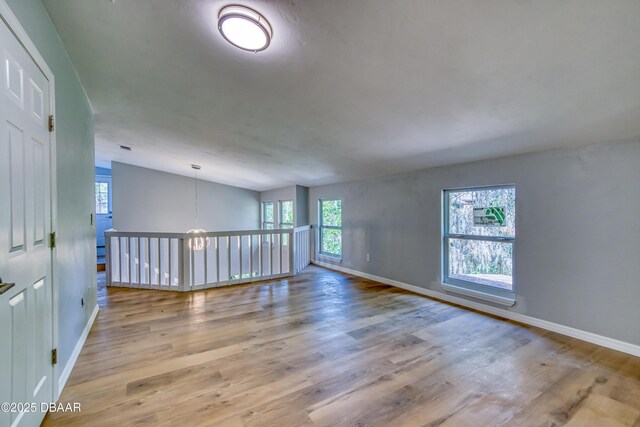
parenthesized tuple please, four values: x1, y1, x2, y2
(319, 199, 342, 257)
(262, 202, 274, 230)
(279, 200, 294, 228)
(443, 186, 515, 296)
(95, 182, 109, 214)
(279, 200, 294, 245)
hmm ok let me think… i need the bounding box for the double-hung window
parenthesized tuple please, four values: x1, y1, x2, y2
(279, 200, 294, 245)
(262, 202, 274, 230)
(443, 185, 516, 305)
(319, 199, 342, 257)
(95, 179, 111, 214)
(279, 200, 294, 229)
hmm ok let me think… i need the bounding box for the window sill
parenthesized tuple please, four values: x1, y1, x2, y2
(317, 253, 342, 263)
(441, 282, 516, 307)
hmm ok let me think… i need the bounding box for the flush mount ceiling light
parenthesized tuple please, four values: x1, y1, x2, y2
(218, 5, 272, 52)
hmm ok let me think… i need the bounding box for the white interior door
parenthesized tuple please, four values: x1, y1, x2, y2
(0, 15, 54, 427)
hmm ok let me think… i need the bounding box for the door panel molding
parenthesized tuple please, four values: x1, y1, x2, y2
(0, 0, 60, 403)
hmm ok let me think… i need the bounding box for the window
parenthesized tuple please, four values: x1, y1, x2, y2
(319, 199, 342, 257)
(95, 181, 110, 214)
(262, 202, 274, 230)
(279, 200, 294, 228)
(443, 185, 515, 303)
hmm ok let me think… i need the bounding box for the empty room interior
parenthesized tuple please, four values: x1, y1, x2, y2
(1, 0, 640, 426)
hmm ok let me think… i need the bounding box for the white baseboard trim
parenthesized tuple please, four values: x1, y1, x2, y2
(311, 260, 640, 358)
(57, 304, 99, 397)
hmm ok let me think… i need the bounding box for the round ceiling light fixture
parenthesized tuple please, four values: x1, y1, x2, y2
(218, 5, 272, 52)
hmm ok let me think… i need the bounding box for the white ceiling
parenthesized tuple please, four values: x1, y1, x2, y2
(43, 0, 640, 191)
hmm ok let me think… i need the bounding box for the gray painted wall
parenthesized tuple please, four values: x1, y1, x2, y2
(260, 186, 296, 205)
(112, 162, 260, 232)
(260, 186, 296, 227)
(260, 185, 310, 227)
(309, 138, 640, 346)
(295, 186, 310, 227)
(95, 166, 111, 176)
(6, 0, 96, 371)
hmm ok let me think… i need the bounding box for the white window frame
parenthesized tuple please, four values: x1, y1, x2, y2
(279, 200, 294, 229)
(442, 185, 516, 306)
(262, 201, 274, 230)
(318, 199, 342, 258)
(95, 177, 111, 215)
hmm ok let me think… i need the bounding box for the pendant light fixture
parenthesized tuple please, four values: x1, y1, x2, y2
(187, 164, 210, 251)
(218, 5, 272, 52)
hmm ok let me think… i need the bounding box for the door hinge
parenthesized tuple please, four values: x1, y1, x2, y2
(48, 115, 54, 132)
(51, 348, 57, 365)
(50, 232, 56, 249)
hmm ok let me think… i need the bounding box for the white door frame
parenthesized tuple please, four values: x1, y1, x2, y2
(0, 0, 61, 399)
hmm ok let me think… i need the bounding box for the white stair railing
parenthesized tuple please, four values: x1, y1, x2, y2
(293, 225, 311, 274)
(105, 226, 311, 291)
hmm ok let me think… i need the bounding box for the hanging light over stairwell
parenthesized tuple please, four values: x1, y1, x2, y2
(187, 164, 210, 251)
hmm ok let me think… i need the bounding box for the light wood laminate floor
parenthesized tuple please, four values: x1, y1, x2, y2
(43, 266, 640, 426)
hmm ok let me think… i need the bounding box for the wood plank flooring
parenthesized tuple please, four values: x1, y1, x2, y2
(43, 266, 640, 426)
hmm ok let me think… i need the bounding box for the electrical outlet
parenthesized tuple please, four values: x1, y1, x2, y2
(366, 254, 371, 262)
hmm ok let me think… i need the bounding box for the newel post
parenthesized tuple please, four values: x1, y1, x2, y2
(105, 233, 112, 286)
(290, 229, 296, 275)
(179, 237, 191, 291)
